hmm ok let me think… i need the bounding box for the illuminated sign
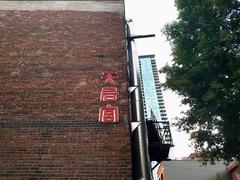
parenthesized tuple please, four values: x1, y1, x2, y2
(99, 72, 119, 123)
(101, 72, 118, 86)
(99, 104, 119, 123)
(100, 87, 118, 102)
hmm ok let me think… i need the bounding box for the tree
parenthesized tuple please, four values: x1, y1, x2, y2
(161, 0, 240, 163)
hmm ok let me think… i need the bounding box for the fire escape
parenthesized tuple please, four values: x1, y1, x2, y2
(146, 111, 173, 163)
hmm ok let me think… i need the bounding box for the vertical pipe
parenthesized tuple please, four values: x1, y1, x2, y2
(126, 24, 152, 180)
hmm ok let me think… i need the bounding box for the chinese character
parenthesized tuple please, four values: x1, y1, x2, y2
(100, 87, 118, 102)
(99, 104, 119, 123)
(101, 72, 118, 86)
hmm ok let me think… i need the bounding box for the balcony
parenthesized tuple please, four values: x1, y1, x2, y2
(146, 112, 173, 163)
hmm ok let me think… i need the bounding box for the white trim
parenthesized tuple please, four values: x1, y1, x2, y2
(0, 1, 124, 15)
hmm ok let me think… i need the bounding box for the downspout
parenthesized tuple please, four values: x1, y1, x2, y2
(126, 23, 153, 180)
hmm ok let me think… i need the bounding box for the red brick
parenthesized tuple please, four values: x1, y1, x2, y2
(0, 10, 132, 179)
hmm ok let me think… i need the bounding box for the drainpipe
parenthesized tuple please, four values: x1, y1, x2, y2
(126, 23, 154, 180)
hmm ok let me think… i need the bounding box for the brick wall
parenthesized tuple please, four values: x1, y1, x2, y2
(0, 2, 132, 179)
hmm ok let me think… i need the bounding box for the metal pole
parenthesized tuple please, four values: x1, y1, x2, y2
(127, 34, 155, 41)
(126, 24, 153, 180)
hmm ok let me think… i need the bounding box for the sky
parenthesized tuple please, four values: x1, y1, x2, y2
(125, 0, 194, 159)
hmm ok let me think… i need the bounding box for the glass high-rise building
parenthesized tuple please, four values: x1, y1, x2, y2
(139, 55, 173, 178)
(139, 55, 167, 121)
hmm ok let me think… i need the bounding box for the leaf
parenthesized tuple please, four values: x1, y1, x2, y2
(162, 0, 240, 163)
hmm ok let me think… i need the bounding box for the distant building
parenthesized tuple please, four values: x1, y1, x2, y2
(139, 55, 173, 172)
(139, 55, 167, 121)
(158, 160, 228, 180)
(181, 152, 201, 160)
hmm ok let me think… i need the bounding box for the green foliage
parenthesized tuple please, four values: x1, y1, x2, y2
(216, 174, 226, 180)
(162, 0, 240, 163)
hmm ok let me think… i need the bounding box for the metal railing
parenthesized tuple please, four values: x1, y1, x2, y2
(146, 111, 173, 146)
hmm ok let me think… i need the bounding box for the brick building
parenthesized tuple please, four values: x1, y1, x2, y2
(0, 1, 133, 179)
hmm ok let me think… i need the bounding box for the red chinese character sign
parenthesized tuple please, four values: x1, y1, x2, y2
(99, 72, 119, 123)
(101, 72, 118, 86)
(99, 104, 119, 123)
(100, 87, 118, 102)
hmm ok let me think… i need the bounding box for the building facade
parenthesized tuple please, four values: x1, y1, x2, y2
(0, 1, 132, 179)
(160, 160, 228, 180)
(138, 55, 173, 173)
(139, 55, 167, 122)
